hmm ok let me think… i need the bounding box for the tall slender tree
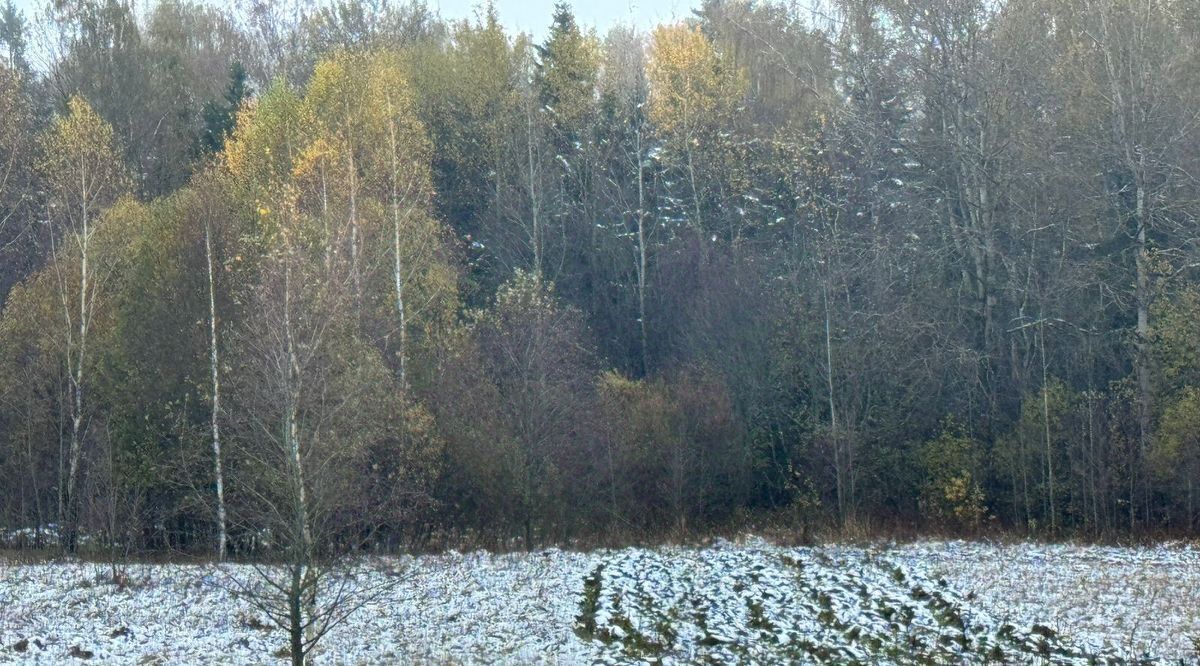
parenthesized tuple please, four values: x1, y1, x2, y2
(39, 96, 129, 551)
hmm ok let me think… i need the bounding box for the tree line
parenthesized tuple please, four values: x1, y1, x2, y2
(0, 0, 1198, 556)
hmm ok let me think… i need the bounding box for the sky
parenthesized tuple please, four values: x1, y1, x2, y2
(9, 0, 699, 41)
(430, 0, 693, 40)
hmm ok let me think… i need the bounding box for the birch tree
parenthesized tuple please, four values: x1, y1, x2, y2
(39, 96, 129, 551)
(361, 50, 452, 389)
(224, 80, 406, 665)
(188, 174, 236, 559)
(293, 50, 455, 388)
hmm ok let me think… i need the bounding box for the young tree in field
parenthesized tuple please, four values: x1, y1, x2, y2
(221, 73, 437, 663)
(229, 203, 397, 665)
(39, 96, 129, 552)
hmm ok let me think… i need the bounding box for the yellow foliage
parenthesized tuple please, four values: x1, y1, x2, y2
(216, 49, 456, 382)
(646, 24, 745, 141)
(221, 84, 312, 194)
(919, 421, 987, 530)
(39, 96, 130, 223)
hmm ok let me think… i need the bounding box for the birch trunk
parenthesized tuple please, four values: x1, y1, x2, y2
(386, 98, 409, 389)
(204, 221, 228, 559)
(282, 261, 312, 554)
(62, 173, 93, 553)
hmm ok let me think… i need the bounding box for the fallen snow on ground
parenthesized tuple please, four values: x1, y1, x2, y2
(889, 540, 1200, 662)
(1, 539, 1196, 664)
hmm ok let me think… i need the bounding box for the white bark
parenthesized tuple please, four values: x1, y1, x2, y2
(205, 221, 228, 559)
(283, 262, 312, 552)
(50, 165, 96, 551)
(385, 96, 409, 389)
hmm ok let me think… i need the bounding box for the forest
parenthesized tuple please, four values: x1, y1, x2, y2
(0, 0, 1198, 559)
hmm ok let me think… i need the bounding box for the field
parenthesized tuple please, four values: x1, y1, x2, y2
(1, 538, 1196, 664)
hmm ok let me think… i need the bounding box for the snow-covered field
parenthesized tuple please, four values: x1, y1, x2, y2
(1, 538, 1197, 664)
